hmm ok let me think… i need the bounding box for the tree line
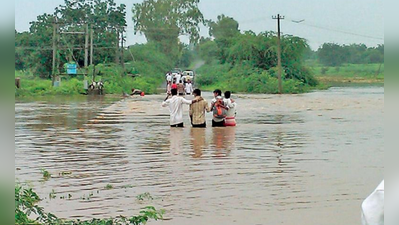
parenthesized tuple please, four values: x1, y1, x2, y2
(195, 14, 318, 93)
(15, 0, 127, 78)
(15, 0, 203, 79)
(15, 0, 383, 93)
(311, 43, 384, 67)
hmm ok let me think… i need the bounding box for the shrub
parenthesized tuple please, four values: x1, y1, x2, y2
(321, 67, 329, 74)
(15, 184, 165, 225)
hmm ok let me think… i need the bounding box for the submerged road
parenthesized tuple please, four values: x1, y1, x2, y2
(15, 86, 384, 225)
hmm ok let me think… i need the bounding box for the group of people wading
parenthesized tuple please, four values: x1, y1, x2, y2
(165, 71, 194, 96)
(162, 88, 237, 128)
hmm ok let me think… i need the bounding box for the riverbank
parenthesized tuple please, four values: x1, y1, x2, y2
(311, 63, 384, 85)
(15, 62, 166, 97)
(194, 62, 383, 93)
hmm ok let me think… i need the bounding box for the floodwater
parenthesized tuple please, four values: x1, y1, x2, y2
(15, 86, 384, 225)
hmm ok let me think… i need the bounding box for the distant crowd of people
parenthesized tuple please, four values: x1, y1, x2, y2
(162, 88, 237, 128)
(165, 71, 193, 96)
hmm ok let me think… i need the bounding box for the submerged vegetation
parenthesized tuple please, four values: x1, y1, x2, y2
(15, 184, 164, 225)
(41, 169, 51, 180)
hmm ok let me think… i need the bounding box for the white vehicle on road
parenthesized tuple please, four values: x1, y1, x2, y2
(182, 70, 195, 84)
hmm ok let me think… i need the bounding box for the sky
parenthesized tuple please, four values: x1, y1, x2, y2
(15, 0, 384, 50)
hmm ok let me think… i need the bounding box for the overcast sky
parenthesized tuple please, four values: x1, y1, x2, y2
(15, 0, 384, 49)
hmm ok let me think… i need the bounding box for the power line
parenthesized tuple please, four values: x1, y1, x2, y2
(285, 17, 384, 40)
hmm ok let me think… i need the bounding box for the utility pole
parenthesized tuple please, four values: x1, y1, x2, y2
(57, 23, 60, 74)
(52, 19, 57, 86)
(273, 14, 284, 94)
(121, 29, 125, 71)
(115, 31, 120, 64)
(90, 25, 94, 66)
(84, 23, 89, 68)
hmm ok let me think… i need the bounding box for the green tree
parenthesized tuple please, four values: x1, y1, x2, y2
(198, 38, 219, 63)
(15, 0, 127, 77)
(207, 14, 240, 39)
(317, 43, 349, 67)
(132, 0, 204, 60)
(343, 43, 367, 64)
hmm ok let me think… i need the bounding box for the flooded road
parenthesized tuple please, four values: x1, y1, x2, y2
(15, 87, 384, 225)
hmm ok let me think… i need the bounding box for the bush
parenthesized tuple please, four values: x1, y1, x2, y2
(15, 184, 164, 225)
(195, 60, 230, 86)
(196, 62, 314, 94)
(321, 67, 329, 75)
(16, 42, 175, 97)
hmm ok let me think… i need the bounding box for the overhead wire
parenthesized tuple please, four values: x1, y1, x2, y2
(284, 16, 383, 41)
(17, 16, 383, 51)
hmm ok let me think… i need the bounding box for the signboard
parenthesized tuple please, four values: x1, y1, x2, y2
(66, 63, 77, 75)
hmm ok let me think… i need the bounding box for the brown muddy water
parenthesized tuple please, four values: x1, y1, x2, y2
(15, 87, 384, 225)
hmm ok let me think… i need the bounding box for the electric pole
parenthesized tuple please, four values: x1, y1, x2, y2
(121, 29, 125, 71)
(115, 31, 120, 64)
(52, 19, 58, 86)
(273, 14, 284, 94)
(84, 23, 89, 68)
(90, 25, 94, 66)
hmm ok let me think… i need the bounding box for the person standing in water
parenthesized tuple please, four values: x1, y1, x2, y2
(185, 80, 193, 95)
(162, 89, 197, 127)
(171, 81, 178, 90)
(190, 89, 210, 128)
(223, 91, 237, 126)
(177, 80, 185, 96)
(210, 89, 227, 127)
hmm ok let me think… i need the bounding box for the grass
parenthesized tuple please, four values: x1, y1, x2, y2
(309, 63, 384, 85)
(195, 61, 319, 94)
(136, 192, 153, 201)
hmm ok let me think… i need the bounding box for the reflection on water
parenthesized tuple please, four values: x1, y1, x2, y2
(15, 87, 384, 225)
(170, 128, 184, 155)
(190, 128, 206, 158)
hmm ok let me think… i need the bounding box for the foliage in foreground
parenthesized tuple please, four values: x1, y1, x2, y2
(15, 184, 164, 225)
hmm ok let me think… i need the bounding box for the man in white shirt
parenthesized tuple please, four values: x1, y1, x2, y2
(162, 89, 194, 127)
(166, 73, 172, 83)
(175, 73, 181, 84)
(185, 80, 193, 95)
(223, 91, 237, 126)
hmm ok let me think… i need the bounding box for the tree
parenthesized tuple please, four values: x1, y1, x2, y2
(317, 43, 349, 67)
(15, 0, 127, 77)
(316, 43, 384, 66)
(132, 0, 204, 60)
(207, 14, 240, 39)
(198, 39, 219, 63)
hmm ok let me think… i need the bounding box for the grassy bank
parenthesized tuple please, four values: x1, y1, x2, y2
(309, 63, 384, 85)
(15, 63, 165, 97)
(15, 43, 175, 97)
(194, 62, 383, 94)
(195, 61, 323, 94)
